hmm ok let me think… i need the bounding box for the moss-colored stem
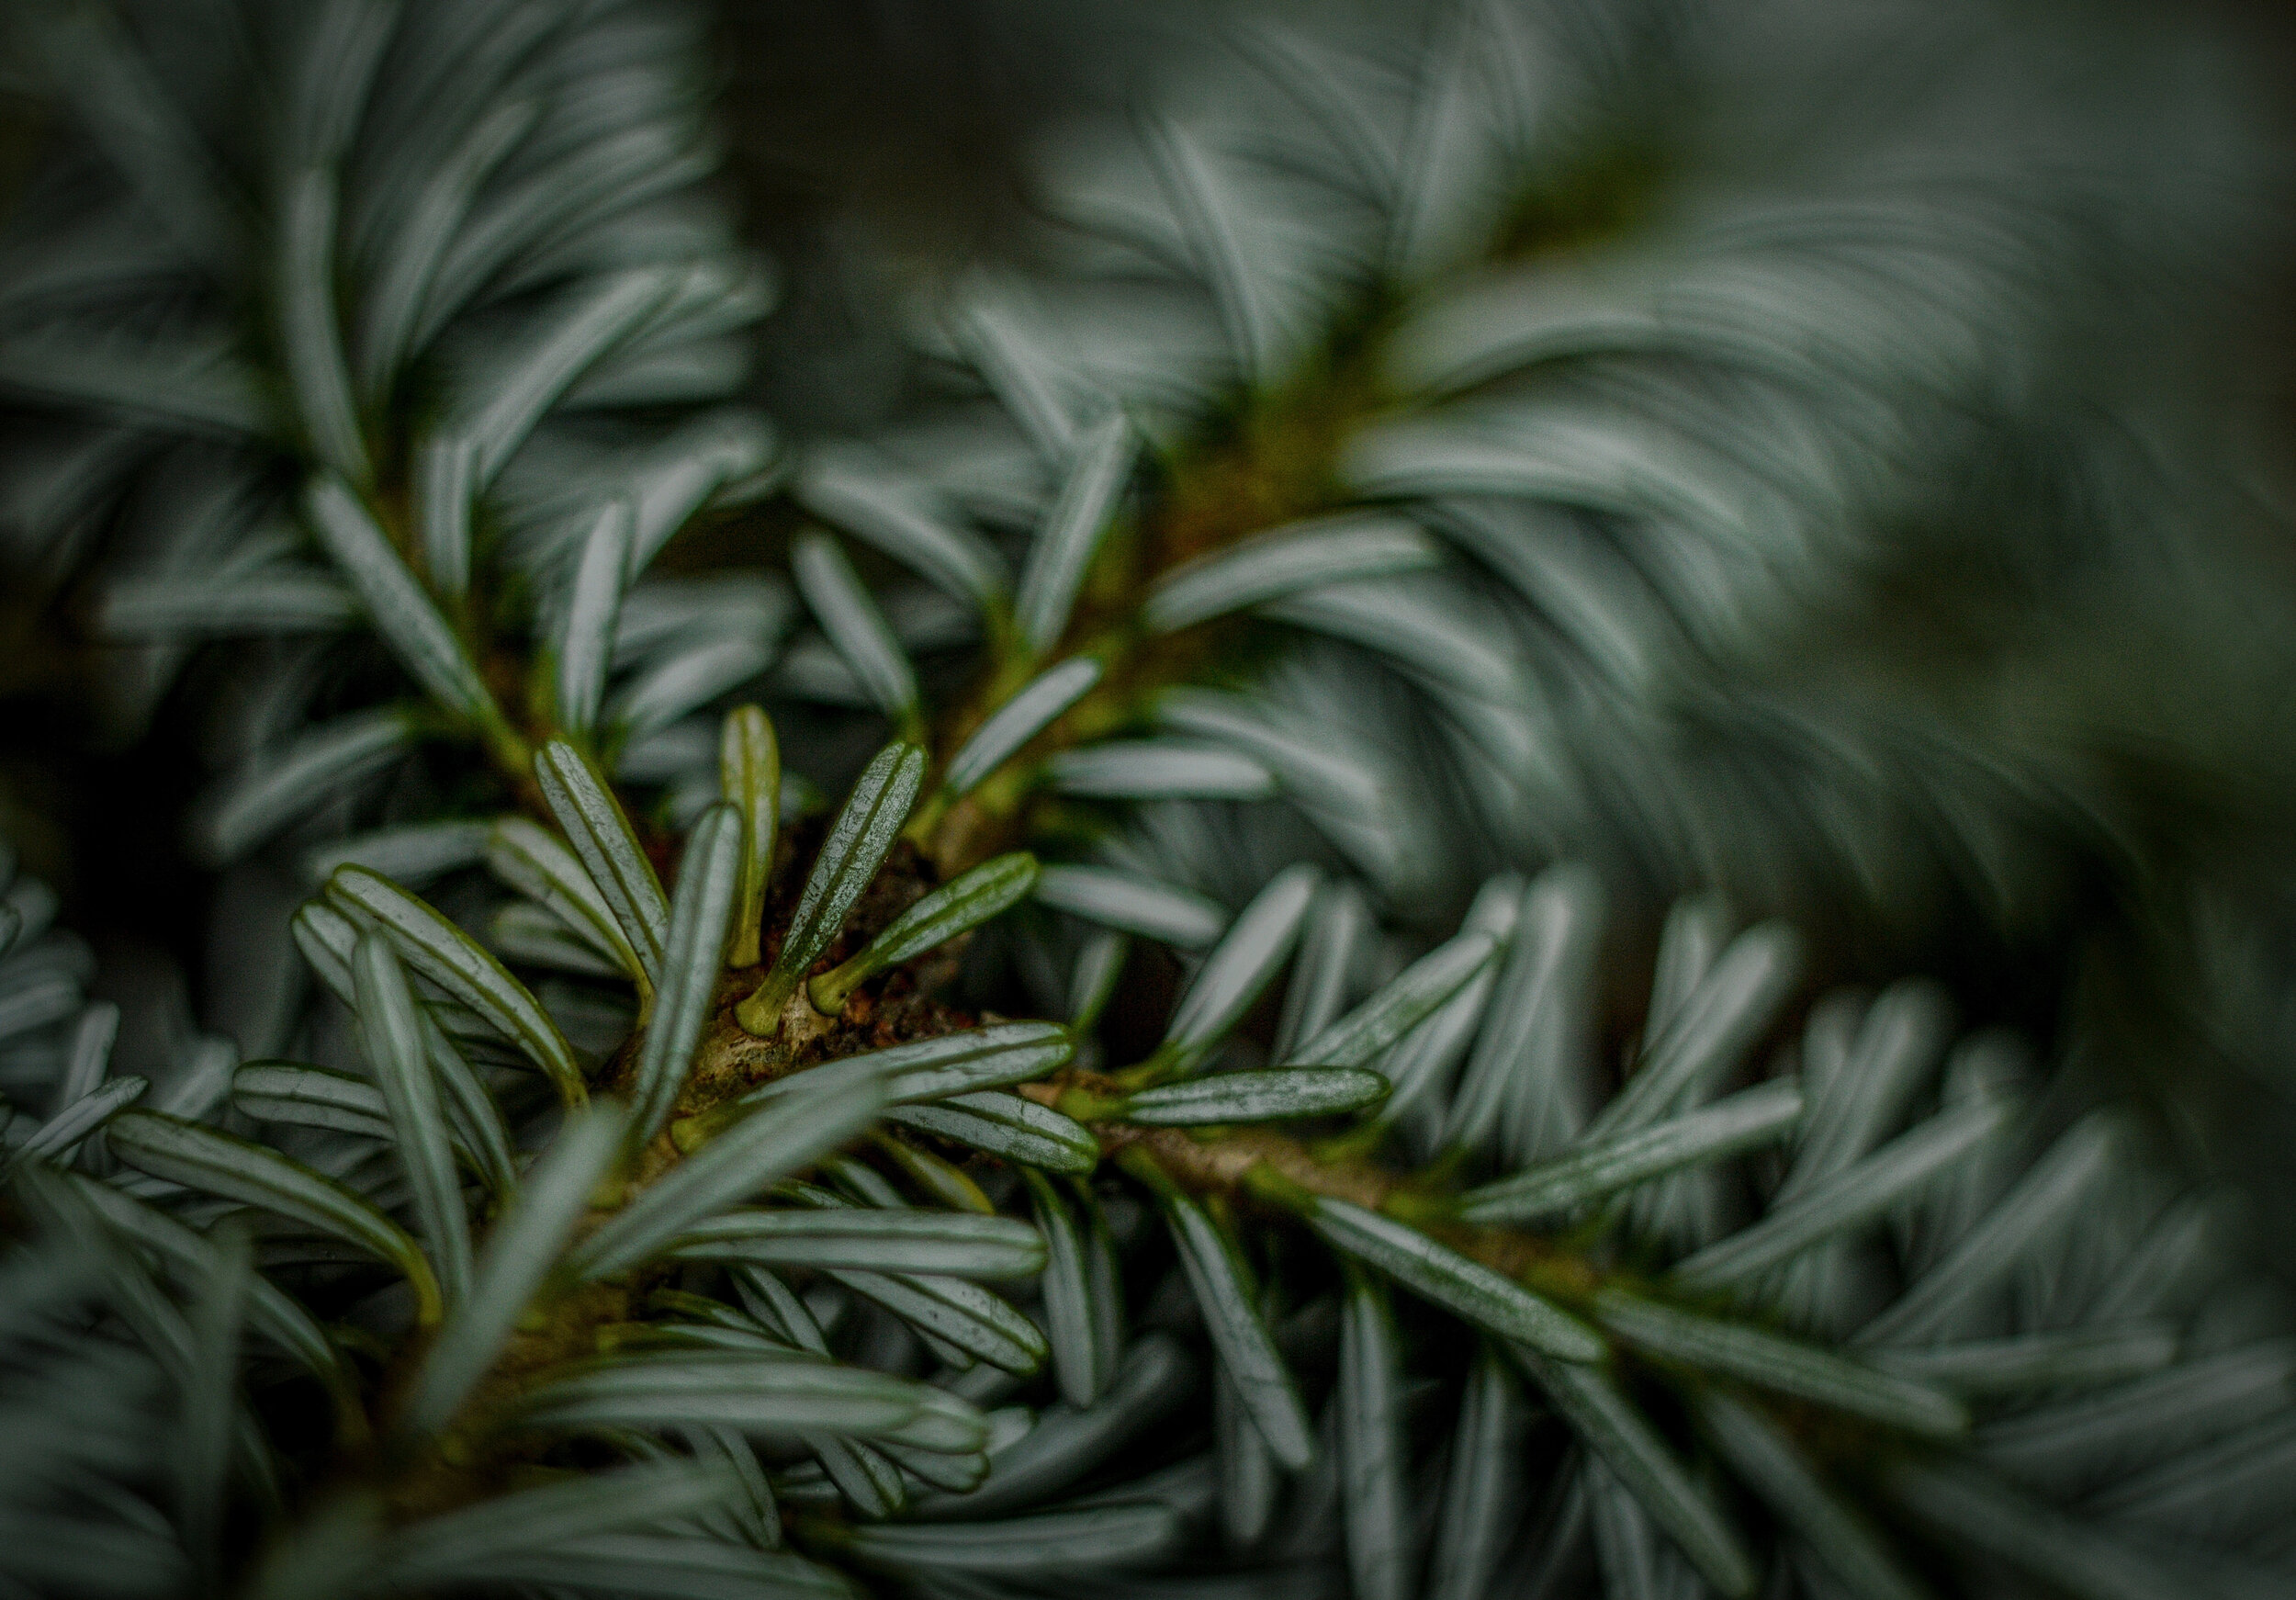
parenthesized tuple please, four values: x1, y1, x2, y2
(1019, 1073, 1600, 1302)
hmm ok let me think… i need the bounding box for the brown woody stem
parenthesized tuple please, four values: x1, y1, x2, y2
(1017, 1072, 1603, 1303)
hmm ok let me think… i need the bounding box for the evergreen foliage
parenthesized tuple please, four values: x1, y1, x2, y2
(0, 1, 2291, 1597)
